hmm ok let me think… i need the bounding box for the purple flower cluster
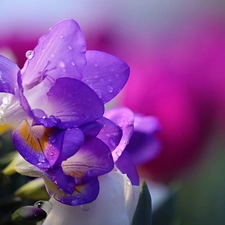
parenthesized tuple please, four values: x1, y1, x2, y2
(0, 19, 159, 206)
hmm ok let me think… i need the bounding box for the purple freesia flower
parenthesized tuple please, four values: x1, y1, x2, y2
(105, 108, 160, 185)
(0, 19, 131, 205)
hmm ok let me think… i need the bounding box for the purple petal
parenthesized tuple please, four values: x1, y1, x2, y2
(46, 167, 76, 195)
(126, 115, 161, 165)
(44, 176, 99, 206)
(21, 19, 86, 90)
(62, 136, 113, 183)
(96, 117, 122, 151)
(116, 151, 139, 185)
(105, 107, 134, 162)
(80, 121, 103, 136)
(0, 55, 19, 94)
(82, 50, 130, 103)
(12, 120, 64, 169)
(45, 77, 104, 128)
(58, 127, 85, 162)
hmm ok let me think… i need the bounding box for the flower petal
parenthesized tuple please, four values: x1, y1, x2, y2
(45, 77, 104, 128)
(126, 115, 161, 165)
(13, 120, 64, 169)
(80, 121, 103, 137)
(116, 151, 139, 185)
(82, 50, 130, 103)
(59, 127, 84, 162)
(21, 19, 86, 89)
(96, 117, 122, 151)
(105, 107, 134, 162)
(46, 167, 76, 195)
(44, 177, 99, 206)
(62, 136, 113, 184)
(0, 55, 19, 94)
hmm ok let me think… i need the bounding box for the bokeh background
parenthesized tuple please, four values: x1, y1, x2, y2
(1, 1, 225, 224)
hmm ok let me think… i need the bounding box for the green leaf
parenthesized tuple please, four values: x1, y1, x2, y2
(132, 180, 152, 225)
(152, 187, 177, 225)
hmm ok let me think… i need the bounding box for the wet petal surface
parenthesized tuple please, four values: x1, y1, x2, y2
(21, 19, 86, 90)
(82, 50, 130, 103)
(13, 120, 64, 169)
(46, 77, 104, 128)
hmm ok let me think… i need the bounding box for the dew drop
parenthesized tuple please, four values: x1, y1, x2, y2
(25, 50, 34, 59)
(71, 61, 75, 66)
(127, 180, 131, 186)
(59, 61, 65, 68)
(107, 86, 113, 93)
(34, 200, 52, 214)
(80, 204, 91, 211)
(50, 152, 54, 156)
(49, 136, 56, 144)
(68, 45, 72, 50)
(116, 151, 122, 157)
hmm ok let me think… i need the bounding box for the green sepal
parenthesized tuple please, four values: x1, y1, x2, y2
(132, 180, 152, 225)
(12, 206, 47, 225)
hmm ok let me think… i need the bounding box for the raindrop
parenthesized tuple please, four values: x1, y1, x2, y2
(34, 200, 52, 214)
(127, 180, 131, 186)
(116, 151, 122, 157)
(25, 50, 34, 59)
(107, 86, 113, 93)
(71, 61, 75, 66)
(67, 45, 72, 50)
(59, 61, 65, 68)
(80, 204, 91, 211)
(50, 152, 54, 156)
(48, 136, 56, 144)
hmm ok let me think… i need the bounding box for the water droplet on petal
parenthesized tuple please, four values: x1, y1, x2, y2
(116, 151, 122, 157)
(25, 50, 34, 59)
(34, 200, 52, 214)
(80, 204, 91, 211)
(60, 35, 64, 39)
(67, 45, 72, 50)
(94, 63, 98, 67)
(49, 136, 56, 144)
(59, 61, 65, 68)
(127, 180, 131, 186)
(107, 86, 113, 93)
(50, 152, 54, 156)
(71, 61, 75, 66)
